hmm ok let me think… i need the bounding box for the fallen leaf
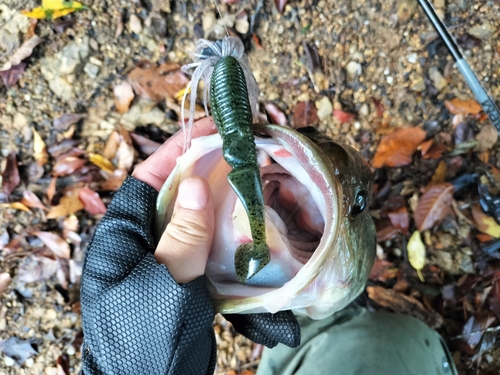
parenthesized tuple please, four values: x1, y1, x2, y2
(421, 142, 448, 159)
(414, 183, 454, 231)
(102, 130, 121, 160)
(265, 103, 288, 126)
(293, 101, 319, 128)
(333, 109, 356, 123)
(100, 168, 127, 191)
(419, 139, 433, 155)
(252, 33, 264, 49)
(116, 128, 135, 171)
(33, 127, 49, 166)
(17, 255, 59, 283)
(408, 230, 426, 282)
(33, 231, 70, 259)
(52, 17, 77, 33)
(88, 153, 116, 173)
(21, 191, 47, 210)
(372, 127, 427, 168)
(24, 19, 39, 40)
(47, 177, 57, 202)
(376, 221, 399, 242)
(388, 206, 409, 235)
(128, 61, 188, 102)
(275, 0, 288, 13)
(21, 0, 88, 20)
(369, 259, 398, 281)
(0, 202, 31, 212)
(0, 63, 27, 88)
(0, 273, 12, 294)
(114, 81, 135, 114)
(426, 160, 447, 190)
(367, 286, 442, 328)
(0, 337, 38, 365)
(79, 187, 107, 215)
(130, 133, 162, 156)
(474, 124, 498, 152)
(53, 113, 87, 131)
(0, 36, 43, 72)
(1, 152, 20, 198)
(57, 355, 70, 375)
(471, 205, 500, 238)
(52, 157, 86, 177)
(445, 98, 482, 115)
(47, 193, 84, 219)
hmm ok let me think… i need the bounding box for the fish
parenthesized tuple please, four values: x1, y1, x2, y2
(155, 121, 376, 319)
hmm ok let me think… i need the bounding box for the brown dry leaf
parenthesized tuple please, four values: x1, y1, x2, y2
(372, 127, 427, 168)
(33, 127, 49, 166)
(21, 191, 47, 210)
(471, 205, 500, 238)
(414, 183, 454, 231)
(0, 202, 31, 212)
(116, 128, 135, 171)
(367, 285, 443, 328)
(421, 143, 448, 159)
(444, 98, 482, 115)
(33, 231, 70, 259)
(166, 97, 206, 122)
(53, 157, 86, 177)
(17, 255, 59, 283)
(47, 177, 57, 202)
(103, 131, 121, 160)
(265, 103, 288, 126)
(369, 259, 398, 282)
(127, 61, 188, 102)
(53, 113, 87, 131)
(474, 124, 498, 152)
(0, 273, 12, 294)
(426, 160, 447, 190)
(371, 97, 384, 118)
(47, 192, 84, 219)
(130, 133, 162, 156)
(293, 101, 319, 128)
(100, 168, 127, 191)
(88, 153, 116, 173)
(24, 19, 38, 40)
(114, 81, 135, 114)
(1, 152, 20, 198)
(0, 36, 44, 72)
(408, 230, 426, 282)
(419, 139, 433, 155)
(79, 187, 107, 215)
(387, 206, 409, 235)
(0, 63, 27, 88)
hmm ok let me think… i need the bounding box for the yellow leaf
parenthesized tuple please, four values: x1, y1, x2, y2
(0, 202, 31, 213)
(22, 0, 87, 20)
(32, 127, 48, 166)
(89, 153, 116, 174)
(47, 194, 84, 219)
(471, 205, 500, 238)
(174, 85, 191, 100)
(408, 230, 426, 282)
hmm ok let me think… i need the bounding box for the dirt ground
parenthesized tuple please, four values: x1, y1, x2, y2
(1, 0, 500, 374)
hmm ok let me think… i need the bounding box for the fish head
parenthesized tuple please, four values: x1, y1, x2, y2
(155, 123, 376, 319)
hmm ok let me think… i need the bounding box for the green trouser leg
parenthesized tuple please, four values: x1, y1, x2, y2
(257, 306, 458, 375)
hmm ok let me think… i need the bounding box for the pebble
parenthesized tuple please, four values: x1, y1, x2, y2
(84, 63, 100, 79)
(359, 103, 369, 116)
(387, 76, 394, 85)
(468, 22, 496, 40)
(45, 309, 57, 321)
(4, 357, 14, 367)
(407, 53, 418, 64)
(89, 57, 103, 66)
(66, 346, 75, 356)
(128, 14, 143, 34)
(346, 61, 362, 77)
(202, 12, 216, 33)
(235, 19, 249, 34)
(429, 67, 447, 91)
(25, 358, 34, 367)
(411, 76, 426, 92)
(316, 97, 333, 120)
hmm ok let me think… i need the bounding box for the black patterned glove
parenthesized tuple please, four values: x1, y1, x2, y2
(81, 176, 300, 375)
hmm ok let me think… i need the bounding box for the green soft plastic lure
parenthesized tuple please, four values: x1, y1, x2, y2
(181, 37, 270, 282)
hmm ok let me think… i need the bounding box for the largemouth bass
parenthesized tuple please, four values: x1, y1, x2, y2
(155, 122, 376, 320)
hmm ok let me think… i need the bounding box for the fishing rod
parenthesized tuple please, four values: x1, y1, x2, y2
(417, 0, 500, 133)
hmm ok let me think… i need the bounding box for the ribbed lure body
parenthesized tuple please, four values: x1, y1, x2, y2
(210, 56, 270, 282)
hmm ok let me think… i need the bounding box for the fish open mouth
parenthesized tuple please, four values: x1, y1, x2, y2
(261, 162, 324, 264)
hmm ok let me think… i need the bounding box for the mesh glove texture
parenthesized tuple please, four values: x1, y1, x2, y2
(81, 176, 301, 374)
(80, 177, 216, 375)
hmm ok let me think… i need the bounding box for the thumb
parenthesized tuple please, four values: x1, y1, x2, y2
(155, 177, 215, 284)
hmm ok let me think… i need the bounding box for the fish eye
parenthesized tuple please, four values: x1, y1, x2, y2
(351, 190, 368, 216)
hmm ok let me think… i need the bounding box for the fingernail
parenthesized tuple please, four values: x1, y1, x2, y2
(177, 177, 209, 210)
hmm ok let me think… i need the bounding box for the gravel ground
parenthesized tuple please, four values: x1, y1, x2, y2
(1, 0, 500, 373)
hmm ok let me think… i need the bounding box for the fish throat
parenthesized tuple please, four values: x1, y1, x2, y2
(210, 55, 270, 283)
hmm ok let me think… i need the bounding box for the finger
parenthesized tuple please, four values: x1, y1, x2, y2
(132, 117, 217, 191)
(155, 177, 214, 284)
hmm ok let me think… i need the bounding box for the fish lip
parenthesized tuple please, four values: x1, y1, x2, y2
(213, 124, 344, 314)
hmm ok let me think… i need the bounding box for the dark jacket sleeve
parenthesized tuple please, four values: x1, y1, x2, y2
(80, 176, 216, 375)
